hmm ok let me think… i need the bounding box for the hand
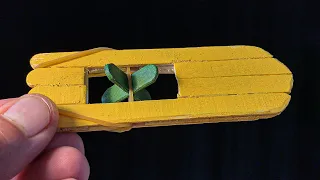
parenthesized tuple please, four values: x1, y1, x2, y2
(0, 94, 90, 180)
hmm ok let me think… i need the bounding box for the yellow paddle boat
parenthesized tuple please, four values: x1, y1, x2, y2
(26, 45, 293, 133)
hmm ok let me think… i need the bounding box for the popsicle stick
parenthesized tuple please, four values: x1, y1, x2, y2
(177, 74, 293, 98)
(57, 93, 290, 125)
(29, 85, 87, 104)
(127, 67, 134, 102)
(32, 47, 114, 69)
(174, 58, 291, 79)
(30, 46, 273, 68)
(27, 68, 85, 87)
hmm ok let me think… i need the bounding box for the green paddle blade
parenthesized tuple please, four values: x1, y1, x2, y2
(132, 64, 158, 93)
(101, 84, 129, 103)
(134, 89, 151, 101)
(104, 63, 129, 92)
(102, 64, 158, 103)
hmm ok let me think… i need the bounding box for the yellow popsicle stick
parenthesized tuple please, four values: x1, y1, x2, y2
(27, 68, 86, 87)
(29, 85, 87, 104)
(30, 46, 272, 68)
(174, 58, 291, 79)
(31, 47, 113, 69)
(177, 74, 293, 97)
(57, 93, 290, 125)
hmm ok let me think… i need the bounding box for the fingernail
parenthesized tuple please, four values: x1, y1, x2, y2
(3, 96, 51, 137)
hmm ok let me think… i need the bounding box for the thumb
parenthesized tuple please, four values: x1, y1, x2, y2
(0, 94, 59, 179)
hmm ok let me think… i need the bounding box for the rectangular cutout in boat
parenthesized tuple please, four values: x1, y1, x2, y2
(87, 64, 178, 103)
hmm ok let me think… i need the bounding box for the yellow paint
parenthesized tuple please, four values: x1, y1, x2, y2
(29, 85, 87, 104)
(31, 52, 76, 64)
(57, 115, 131, 133)
(26, 45, 293, 133)
(178, 75, 293, 97)
(58, 115, 98, 127)
(174, 58, 291, 78)
(26, 68, 86, 87)
(30, 46, 272, 68)
(60, 114, 277, 132)
(57, 93, 290, 125)
(32, 47, 113, 69)
(131, 114, 278, 129)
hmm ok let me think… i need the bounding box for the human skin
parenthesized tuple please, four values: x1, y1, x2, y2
(0, 94, 90, 180)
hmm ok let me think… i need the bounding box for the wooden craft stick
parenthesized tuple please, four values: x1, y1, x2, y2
(30, 46, 273, 68)
(127, 67, 134, 102)
(32, 47, 114, 69)
(87, 64, 174, 77)
(29, 85, 87, 104)
(177, 74, 293, 98)
(27, 68, 86, 87)
(57, 93, 290, 129)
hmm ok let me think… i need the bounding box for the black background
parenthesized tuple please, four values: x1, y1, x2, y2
(1, 0, 319, 179)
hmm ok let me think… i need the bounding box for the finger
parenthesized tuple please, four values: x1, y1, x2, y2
(12, 133, 85, 180)
(0, 98, 19, 112)
(16, 146, 90, 180)
(0, 98, 17, 106)
(0, 94, 59, 180)
(46, 133, 85, 154)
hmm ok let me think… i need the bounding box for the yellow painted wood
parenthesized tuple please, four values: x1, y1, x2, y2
(26, 68, 86, 87)
(31, 52, 76, 69)
(59, 113, 276, 132)
(32, 48, 113, 68)
(57, 115, 131, 133)
(177, 75, 293, 97)
(58, 114, 132, 132)
(57, 93, 290, 127)
(130, 114, 278, 129)
(30, 46, 272, 68)
(26, 45, 293, 133)
(58, 116, 98, 127)
(174, 58, 291, 78)
(29, 85, 87, 104)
